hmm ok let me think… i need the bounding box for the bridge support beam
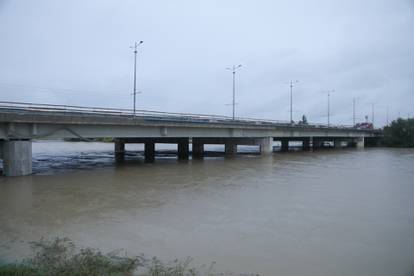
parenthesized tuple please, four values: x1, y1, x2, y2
(1, 140, 32, 176)
(192, 138, 204, 159)
(225, 141, 237, 156)
(280, 139, 289, 152)
(114, 139, 125, 162)
(258, 137, 273, 155)
(145, 141, 155, 162)
(178, 138, 189, 160)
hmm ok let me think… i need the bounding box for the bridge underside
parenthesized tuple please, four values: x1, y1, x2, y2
(0, 135, 371, 176)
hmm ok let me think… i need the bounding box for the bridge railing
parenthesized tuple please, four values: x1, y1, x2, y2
(0, 100, 361, 130)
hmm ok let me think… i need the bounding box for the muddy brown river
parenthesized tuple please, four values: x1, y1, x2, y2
(1, 141, 413, 275)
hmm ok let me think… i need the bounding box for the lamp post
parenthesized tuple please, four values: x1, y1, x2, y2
(289, 80, 299, 124)
(130, 41, 143, 116)
(323, 90, 334, 127)
(226, 64, 242, 120)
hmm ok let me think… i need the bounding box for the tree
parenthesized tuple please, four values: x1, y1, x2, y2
(299, 114, 308, 125)
(382, 118, 414, 147)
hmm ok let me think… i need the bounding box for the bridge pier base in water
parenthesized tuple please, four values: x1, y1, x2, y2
(192, 138, 204, 159)
(178, 138, 189, 160)
(0, 140, 32, 176)
(225, 141, 237, 156)
(280, 139, 289, 152)
(355, 137, 365, 148)
(114, 139, 125, 162)
(302, 138, 311, 151)
(144, 141, 155, 162)
(334, 139, 342, 148)
(258, 137, 273, 155)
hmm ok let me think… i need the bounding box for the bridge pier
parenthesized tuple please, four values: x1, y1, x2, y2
(280, 139, 289, 152)
(355, 137, 365, 148)
(192, 138, 204, 159)
(144, 141, 155, 162)
(258, 137, 273, 155)
(225, 141, 237, 156)
(177, 138, 189, 160)
(312, 138, 324, 150)
(334, 139, 342, 148)
(114, 139, 125, 162)
(1, 140, 32, 176)
(302, 138, 311, 151)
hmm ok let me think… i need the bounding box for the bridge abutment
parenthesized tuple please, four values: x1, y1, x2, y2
(1, 140, 32, 176)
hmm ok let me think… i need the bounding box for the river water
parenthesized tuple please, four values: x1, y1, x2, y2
(0, 141, 414, 276)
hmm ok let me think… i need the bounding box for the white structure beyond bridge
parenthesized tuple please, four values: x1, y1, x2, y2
(0, 102, 380, 176)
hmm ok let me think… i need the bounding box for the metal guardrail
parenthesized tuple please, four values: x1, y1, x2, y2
(0, 100, 363, 130)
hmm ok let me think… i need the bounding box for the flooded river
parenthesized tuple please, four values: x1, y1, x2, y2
(1, 141, 414, 275)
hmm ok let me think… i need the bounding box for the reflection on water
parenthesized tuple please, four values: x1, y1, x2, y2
(1, 141, 414, 276)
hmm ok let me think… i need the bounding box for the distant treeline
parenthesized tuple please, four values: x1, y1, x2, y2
(382, 118, 414, 147)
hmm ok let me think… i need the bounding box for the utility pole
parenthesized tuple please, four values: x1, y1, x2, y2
(324, 90, 334, 127)
(353, 98, 356, 127)
(289, 80, 299, 124)
(226, 64, 242, 120)
(130, 41, 143, 116)
(371, 103, 375, 127)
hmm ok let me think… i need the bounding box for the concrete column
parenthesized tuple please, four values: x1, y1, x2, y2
(192, 138, 204, 159)
(145, 141, 155, 162)
(1, 140, 32, 176)
(313, 138, 323, 150)
(114, 139, 125, 162)
(302, 138, 311, 151)
(225, 141, 237, 156)
(334, 140, 342, 148)
(355, 137, 365, 149)
(259, 137, 273, 155)
(178, 138, 189, 160)
(280, 139, 289, 152)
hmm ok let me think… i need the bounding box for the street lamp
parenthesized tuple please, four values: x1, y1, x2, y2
(130, 41, 143, 116)
(226, 64, 242, 120)
(323, 90, 335, 127)
(289, 80, 299, 124)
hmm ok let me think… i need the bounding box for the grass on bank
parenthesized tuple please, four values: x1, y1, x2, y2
(0, 237, 256, 276)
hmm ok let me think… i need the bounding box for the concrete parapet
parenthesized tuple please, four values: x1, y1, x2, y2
(1, 140, 32, 176)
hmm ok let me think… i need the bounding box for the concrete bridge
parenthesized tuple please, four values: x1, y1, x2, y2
(0, 101, 380, 176)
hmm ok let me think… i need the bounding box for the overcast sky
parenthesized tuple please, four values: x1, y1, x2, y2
(0, 0, 413, 126)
